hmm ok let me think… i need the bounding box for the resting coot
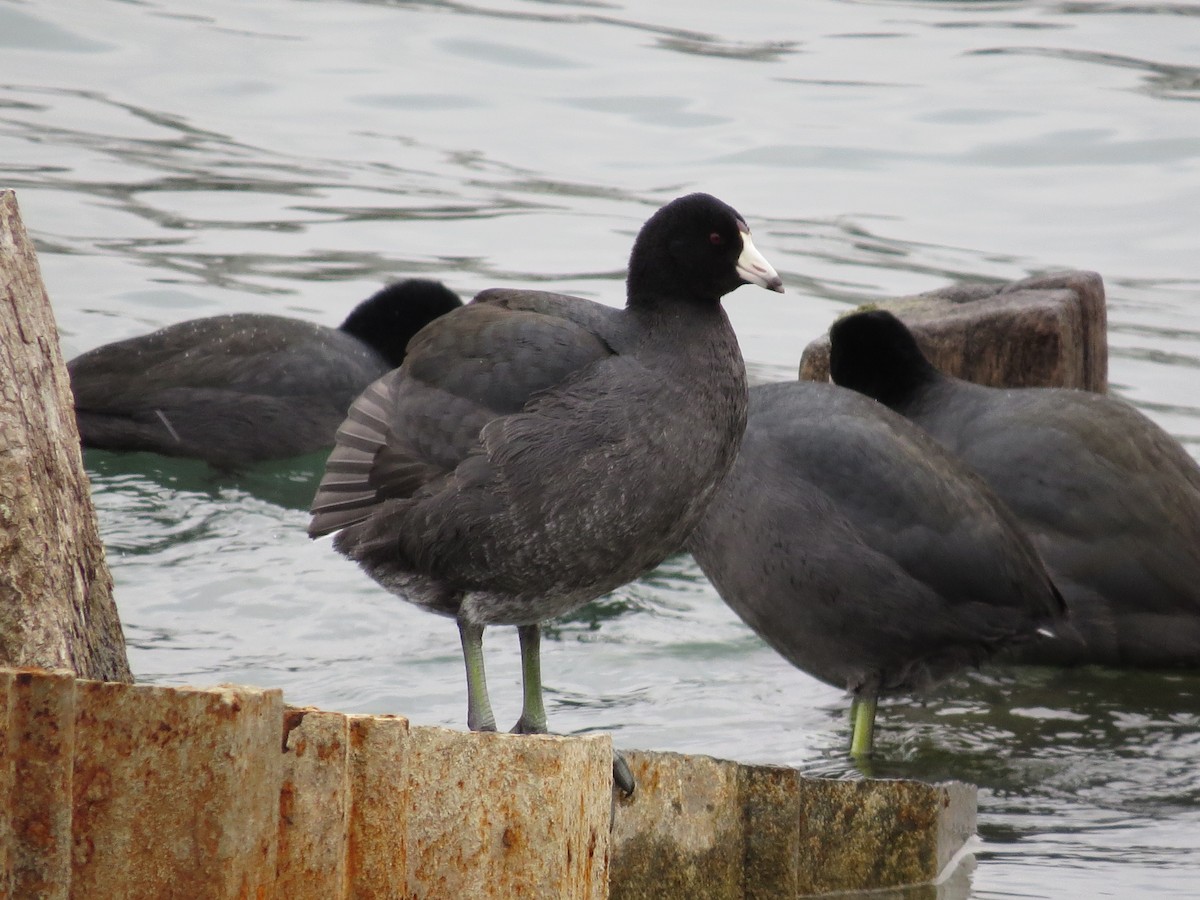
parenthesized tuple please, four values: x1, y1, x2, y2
(829, 309, 1200, 668)
(687, 380, 1064, 755)
(308, 193, 783, 792)
(68, 279, 461, 468)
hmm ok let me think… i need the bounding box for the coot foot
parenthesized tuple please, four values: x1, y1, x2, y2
(613, 751, 635, 796)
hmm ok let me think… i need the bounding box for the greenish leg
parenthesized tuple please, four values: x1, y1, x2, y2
(849, 691, 878, 759)
(458, 620, 497, 732)
(509, 623, 636, 795)
(512, 624, 548, 735)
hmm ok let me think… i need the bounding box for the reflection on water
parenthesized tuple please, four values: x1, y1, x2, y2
(84, 449, 326, 514)
(6, 0, 1200, 897)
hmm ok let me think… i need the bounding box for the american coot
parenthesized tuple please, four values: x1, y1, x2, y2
(68, 279, 462, 468)
(308, 193, 783, 792)
(687, 380, 1065, 756)
(829, 309, 1200, 667)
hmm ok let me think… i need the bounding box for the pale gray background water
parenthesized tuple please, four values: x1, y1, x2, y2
(3, 1, 1199, 896)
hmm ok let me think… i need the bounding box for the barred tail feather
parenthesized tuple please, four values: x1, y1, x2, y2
(308, 379, 394, 537)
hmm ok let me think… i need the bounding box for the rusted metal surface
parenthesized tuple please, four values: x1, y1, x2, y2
(399, 726, 610, 900)
(345, 714, 411, 898)
(799, 271, 1108, 393)
(2, 666, 975, 899)
(792, 777, 975, 895)
(611, 750, 976, 899)
(4, 668, 75, 900)
(69, 679, 284, 899)
(609, 751, 743, 900)
(277, 708, 351, 898)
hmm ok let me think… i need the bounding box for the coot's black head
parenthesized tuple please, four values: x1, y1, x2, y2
(627, 193, 783, 307)
(339, 279, 463, 366)
(828, 310, 939, 409)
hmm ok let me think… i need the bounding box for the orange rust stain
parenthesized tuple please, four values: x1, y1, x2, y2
(579, 830, 593, 890)
(501, 824, 526, 855)
(279, 781, 297, 826)
(316, 737, 343, 762)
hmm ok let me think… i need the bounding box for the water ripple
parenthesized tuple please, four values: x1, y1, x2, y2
(359, 0, 799, 61)
(971, 46, 1200, 102)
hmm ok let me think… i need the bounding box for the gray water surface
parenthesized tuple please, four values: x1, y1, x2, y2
(4, 1, 1200, 897)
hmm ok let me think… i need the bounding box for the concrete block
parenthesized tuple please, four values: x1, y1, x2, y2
(345, 713, 411, 898)
(401, 726, 611, 900)
(610, 750, 743, 900)
(5, 667, 75, 900)
(70, 679, 284, 900)
(799, 271, 1107, 392)
(277, 707, 351, 899)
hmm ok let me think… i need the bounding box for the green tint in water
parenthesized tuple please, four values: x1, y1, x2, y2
(7, 0, 1200, 896)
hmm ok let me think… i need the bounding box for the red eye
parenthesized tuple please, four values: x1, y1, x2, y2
(709, 232, 724, 245)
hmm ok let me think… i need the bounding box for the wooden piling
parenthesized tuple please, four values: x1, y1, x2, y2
(799, 271, 1108, 392)
(0, 188, 131, 682)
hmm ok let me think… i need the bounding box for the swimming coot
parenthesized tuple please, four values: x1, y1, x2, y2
(687, 380, 1065, 755)
(308, 194, 783, 791)
(829, 309, 1200, 667)
(68, 279, 462, 468)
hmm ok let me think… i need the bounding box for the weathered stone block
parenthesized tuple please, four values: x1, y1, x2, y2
(401, 726, 610, 900)
(70, 679, 284, 900)
(5, 667, 75, 900)
(799, 271, 1107, 392)
(610, 750, 743, 900)
(277, 707, 351, 898)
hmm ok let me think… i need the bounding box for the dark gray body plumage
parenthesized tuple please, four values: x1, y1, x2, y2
(893, 376, 1200, 666)
(70, 316, 390, 466)
(309, 288, 748, 626)
(829, 309, 1200, 667)
(67, 279, 462, 468)
(687, 381, 1063, 696)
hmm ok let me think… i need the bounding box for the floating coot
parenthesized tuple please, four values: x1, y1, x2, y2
(69, 279, 461, 468)
(687, 380, 1065, 755)
(829, 309, 1200, 668)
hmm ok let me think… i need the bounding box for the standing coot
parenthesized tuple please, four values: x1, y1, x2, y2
(687, 380, 1065, 756)
(829, 309, 1200, 667)
(68, 279, 462, 468)
(308, 194, 783, 792)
